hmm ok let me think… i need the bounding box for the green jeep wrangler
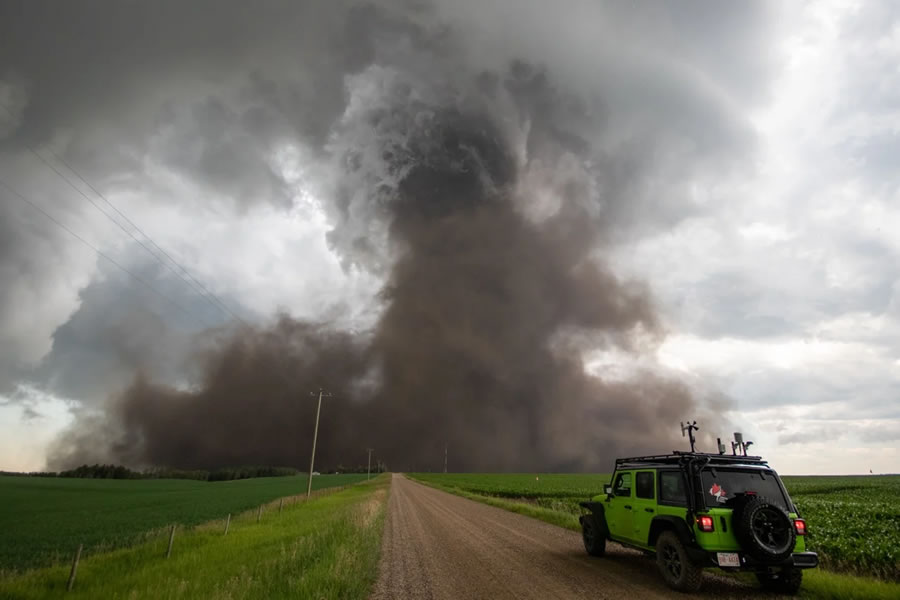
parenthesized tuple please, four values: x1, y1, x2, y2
(579, 447, 817, 594)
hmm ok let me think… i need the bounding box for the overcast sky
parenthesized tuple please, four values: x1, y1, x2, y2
(1, 0, 898, 475)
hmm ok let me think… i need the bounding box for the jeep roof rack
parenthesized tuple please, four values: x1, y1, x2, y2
(615, 452, 767, 469)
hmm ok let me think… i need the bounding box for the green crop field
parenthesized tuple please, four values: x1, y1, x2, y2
(0, 476, 388, 600)
(409, 473, 900, 581)
(782, 476, 900, 580)
(0, 473, 367, 573)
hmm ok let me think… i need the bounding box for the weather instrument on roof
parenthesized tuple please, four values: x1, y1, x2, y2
(674, 422, 758, 457)
(680, 420, 699, 452)
(731, 431, 754, 456)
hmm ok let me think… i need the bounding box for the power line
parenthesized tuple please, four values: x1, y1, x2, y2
(21, 138, 307, 386)
(0, 102, 302, 387)
(47, 148, 244, 323)
(0, 101, 243, 326)
(1, 179, 209, 326)
(33, 147, 236, 322)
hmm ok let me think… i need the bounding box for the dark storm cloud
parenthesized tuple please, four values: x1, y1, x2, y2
(0, 0, 367, 207)
(31, 261, 222, 404)
(0, 1, 775, 470)
(0, 183, 96, 394)
(0, 0, 368, 397)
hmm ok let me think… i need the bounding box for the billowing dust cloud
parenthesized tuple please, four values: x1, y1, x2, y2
(49, 9, 712, 472)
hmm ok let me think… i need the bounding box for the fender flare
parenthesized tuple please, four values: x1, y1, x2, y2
(649, 516, 707, 563)
(578, 501, 609, 538)
(648, 515, 694, 547)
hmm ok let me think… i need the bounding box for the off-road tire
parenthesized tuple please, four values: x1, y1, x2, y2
(656, 530, 703, 592)
(581, 516, 606, 557)
(732, 496, 795, 562)
(756, 569, 803, 595)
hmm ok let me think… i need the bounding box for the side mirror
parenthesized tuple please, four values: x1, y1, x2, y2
(604, 485, 613, 496)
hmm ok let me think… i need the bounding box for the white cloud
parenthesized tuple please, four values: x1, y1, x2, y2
(0, 156, 100, 384)
(0, 385, 74, 472)
(600, 1, 900, 473)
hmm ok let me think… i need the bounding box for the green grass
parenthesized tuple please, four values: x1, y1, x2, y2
(0, 475, 388, 600)
(0, 473, 367, 573)
(408, 472, 900, 594)
(800, 568, 900, 600)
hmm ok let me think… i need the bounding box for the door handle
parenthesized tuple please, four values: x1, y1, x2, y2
(645, 508, 654, 513)
(624, 505, 632, 510)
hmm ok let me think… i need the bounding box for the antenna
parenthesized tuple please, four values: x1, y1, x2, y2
(680, 421, 699, 453)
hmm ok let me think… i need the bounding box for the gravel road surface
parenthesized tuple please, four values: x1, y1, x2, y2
(371, 474, 789, 599)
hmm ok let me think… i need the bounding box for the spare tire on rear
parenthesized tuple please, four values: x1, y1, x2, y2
(732, 496, 795, 562)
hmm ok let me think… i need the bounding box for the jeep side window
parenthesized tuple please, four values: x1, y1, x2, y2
(636, 471, 654, 499)
(659, 471, 687, 505)
(614, 472, 632, 496)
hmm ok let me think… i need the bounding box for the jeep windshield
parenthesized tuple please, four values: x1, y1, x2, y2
(700, 468, 789, 510)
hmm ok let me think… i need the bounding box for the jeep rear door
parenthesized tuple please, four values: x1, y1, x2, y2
(629, 470, 656, 547)
(605, 470, 633, 540)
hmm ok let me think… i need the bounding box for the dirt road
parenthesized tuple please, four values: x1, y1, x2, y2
(371, 474, 786, 599)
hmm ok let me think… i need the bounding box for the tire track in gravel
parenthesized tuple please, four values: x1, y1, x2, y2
(371, 474, 791, 600)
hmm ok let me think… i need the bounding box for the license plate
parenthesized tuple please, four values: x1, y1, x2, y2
(717, 552, 740, 567)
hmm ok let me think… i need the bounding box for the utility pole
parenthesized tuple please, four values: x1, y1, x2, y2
(307, 388, 332, 499)
(444, 443, 448, 474)
(366, 448, 374, 480)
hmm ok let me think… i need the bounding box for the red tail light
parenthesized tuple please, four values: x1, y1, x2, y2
(794, 519, 806, 535)
(697, 515, 715, 532)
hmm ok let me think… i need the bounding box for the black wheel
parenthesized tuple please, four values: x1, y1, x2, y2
(581, 516, 606, 557)
(756, 569, 803, 595)
(655, 530, 703, 592)
(733, 496, 795, 562)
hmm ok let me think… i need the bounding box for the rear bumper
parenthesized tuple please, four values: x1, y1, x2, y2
(697, 550, 818, 571)
(789, 552, 819, 569)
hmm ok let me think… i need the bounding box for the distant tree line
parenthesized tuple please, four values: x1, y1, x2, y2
(0, 470, 59, 477)
(1, 464, 303, 481)
(1, 462, 387, 480)
(59, 464, 143, 479)
(206, 466, 300, 481)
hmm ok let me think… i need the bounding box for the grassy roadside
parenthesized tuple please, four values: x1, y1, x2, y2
(0, 475, 389, 600)
(0, 473, 368, 572)
(405, 474, 900, 600)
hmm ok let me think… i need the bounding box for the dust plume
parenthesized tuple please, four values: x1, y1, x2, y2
(48, 4, 725, 472)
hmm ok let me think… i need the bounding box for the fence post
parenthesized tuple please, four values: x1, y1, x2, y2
(166, 524, 176, 558)
(279, 498, 284, 514)
(224, 513, 231, 536)
(66, 544, 82, 592)
(257, 505, 262, 523)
